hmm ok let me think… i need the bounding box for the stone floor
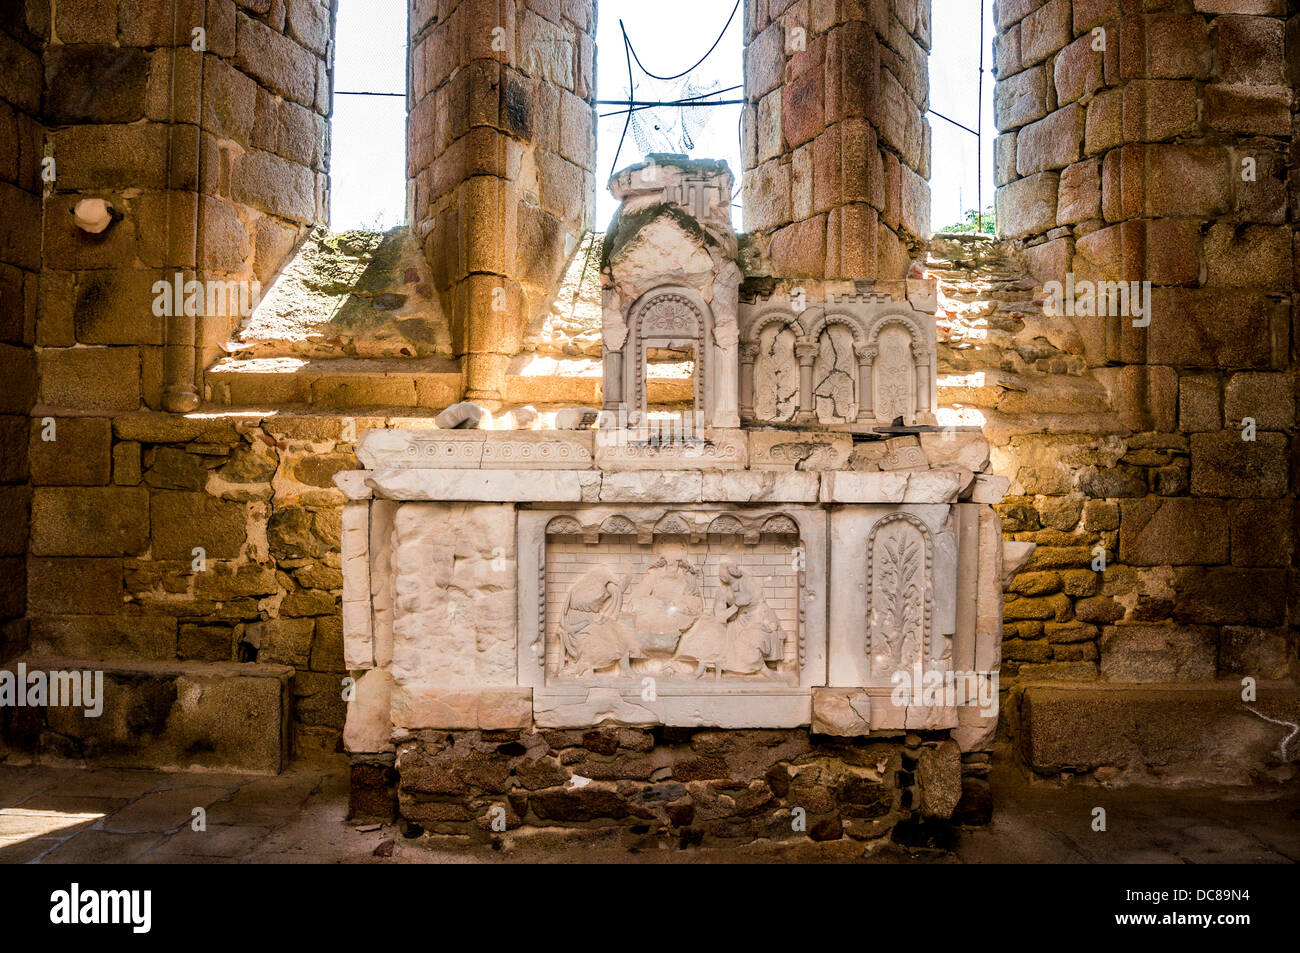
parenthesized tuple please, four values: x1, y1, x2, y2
(0, 759, 1296, 863)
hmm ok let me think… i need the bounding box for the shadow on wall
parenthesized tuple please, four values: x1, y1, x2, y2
(227, 228, 454, 361)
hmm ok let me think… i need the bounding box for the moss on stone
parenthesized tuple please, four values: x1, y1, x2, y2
(600, 201, 720, 274)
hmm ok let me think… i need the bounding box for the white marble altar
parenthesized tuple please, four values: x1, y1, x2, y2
(335, 156, 1030, 759)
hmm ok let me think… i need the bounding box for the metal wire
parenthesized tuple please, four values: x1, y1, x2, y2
(621, 0, 742, 82)
(609, 1, 743, 178)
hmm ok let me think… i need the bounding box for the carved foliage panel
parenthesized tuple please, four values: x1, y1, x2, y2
(873, 323, 916, 422)
(865, 513, 932, 678)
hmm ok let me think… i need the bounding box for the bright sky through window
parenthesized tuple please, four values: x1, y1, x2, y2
(929, 0, 997, 232)
(595, 0, 745, 230)
(329, 0, 408, 232)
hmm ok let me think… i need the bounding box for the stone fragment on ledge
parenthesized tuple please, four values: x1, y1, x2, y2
(967, 472, 1010, 503)
(593, 429, 749, 470)
(820, 469, 966, 503)
(365, 468, 586, 501)
(356, 428, 596, 470)
(748, 430, 853, 469)
(435, 400, 486, 429)
(919, 429, 991, 472)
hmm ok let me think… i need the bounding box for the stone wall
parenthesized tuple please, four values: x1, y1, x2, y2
(37, 0, 331, 415)
(376, 727, 965, 848)
(933, 227, 1295, 707)
(741, 0, 932, 281)
(409, 0, 596, 405)
(22, 410, 374, 757)
(980, 0, 1299, 719)
(0, 4, 45, 660)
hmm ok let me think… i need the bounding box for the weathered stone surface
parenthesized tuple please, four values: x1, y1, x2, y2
(1118, 499, 1229, 566)
(1189, 432, 1287, 498)
(150, 491, 249, 560)
(27, 558, 123, 615)
(995, 172, 1058, 239)
(1021, 684, 1300, 774)
(1016, 104, 1083, 175)
(3, 657, 293, 773)
(30, 487, 149, 556)
(1218, 626, 1290, 680)
(916, 740, 961, 818)
(1099, 625, 1217, 682)
(44, 47, 149, 124)
(1223, 372, 1293, 431)
(811, 688, 871, 736)
(28, 417, 111, 486)
(29, 615, 177, 660)
(38, 348, 140, 411)
(234, 11, 317, 106)
(1174, 567, 1286, 626)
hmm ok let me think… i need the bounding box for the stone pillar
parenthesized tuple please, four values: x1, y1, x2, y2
(794, 338, 819, 423)
(855, 343, 876, 423)
(603, 350, 623, 413)
(409, 0, 597, 406)
(739, 343, 758, 420)
(741, 0, 931, 284)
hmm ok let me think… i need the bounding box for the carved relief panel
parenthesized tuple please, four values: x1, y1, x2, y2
(865, 513, 933, 677)
(517, 506, 829, 698)
(826, 504, 958, 689)
(739, 295, 938, 428)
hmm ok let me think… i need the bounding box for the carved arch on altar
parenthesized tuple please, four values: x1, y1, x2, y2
(614, 285, 714, 422)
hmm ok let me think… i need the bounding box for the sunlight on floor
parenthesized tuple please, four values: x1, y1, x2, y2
(0, 807, 105, 843)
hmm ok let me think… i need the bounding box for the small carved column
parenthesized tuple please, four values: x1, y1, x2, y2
(738, 343, 758, 421)
(794, 338, 819, 423)
(914, 350, 932, 416)
(603, 349, 623, 412)
(855, 342, 877, 424)
(711, 320, 741, 429)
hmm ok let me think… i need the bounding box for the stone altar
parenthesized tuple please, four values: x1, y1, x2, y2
(336, 156, 1029, 839)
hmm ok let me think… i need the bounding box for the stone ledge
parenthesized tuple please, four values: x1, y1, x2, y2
(0, 656, 293, 774)
(532, 686, 812, 729)
(353, 466, 1003, 504)
(205, 357, 463, 409)
(1019, 682, 1300, 777)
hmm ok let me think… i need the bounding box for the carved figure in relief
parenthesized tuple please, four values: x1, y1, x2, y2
(676, 572, 731, 678)
(720, 561, 784, 678)
(622, 544, 703, 654)
(558, 568, 638, 677)
(677, 560, 784, 678)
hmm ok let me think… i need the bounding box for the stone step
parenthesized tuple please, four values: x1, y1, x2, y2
(206, 356, 694, 411)
(205, 357, 462, 409)
(1019, 682, 1300, 782)
(0, 656, 294, 774)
